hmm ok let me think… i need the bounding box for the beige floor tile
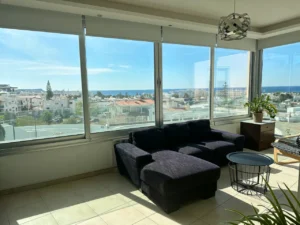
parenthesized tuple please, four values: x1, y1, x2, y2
(0, 195, 11, 214)
(149, 210, 198, 225)
(100, 206, 145, 225)
(6, 190, 42, 211)
(22, 214, 58, 225)
(133, 218, 158, 225)
(38, 182, 79, 201)
(51, 203, 97, 225)
(43, 194, 84, 212)
(75, 216, 106, 225)
(0, 219, 10, 225)
(38, 183, 84, 211)
(180, 198, 223, 219)
(201, 195, 267, 225)
(276, 163, 300, 177)
(71, 177, 112, 200)
(8, 201, 50, 225)
(86, 193, 128, 215)
(132, 202, 160, 216)
(0, 212, 9, 225)
(189, 219, 209, 225)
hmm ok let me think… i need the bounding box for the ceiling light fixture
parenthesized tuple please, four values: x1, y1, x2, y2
(217, 0, 251, 41)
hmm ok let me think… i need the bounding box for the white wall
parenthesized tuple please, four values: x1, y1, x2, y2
(0, 122, 240, 191)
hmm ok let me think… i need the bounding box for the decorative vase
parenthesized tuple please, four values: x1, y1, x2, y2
(296, 136, 300, 147)
(253, 113, 263, 123)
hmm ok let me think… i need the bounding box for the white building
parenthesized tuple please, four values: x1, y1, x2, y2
(44, 96, 70, 112)
(0, 93, 19, 113)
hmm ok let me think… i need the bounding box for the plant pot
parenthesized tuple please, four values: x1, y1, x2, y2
(253, 113, 263, 123)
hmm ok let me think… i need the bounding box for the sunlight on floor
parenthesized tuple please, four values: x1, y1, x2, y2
(0, 148, 298, 225)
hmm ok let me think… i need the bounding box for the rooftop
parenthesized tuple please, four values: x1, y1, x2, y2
(115, 99, 154, 106)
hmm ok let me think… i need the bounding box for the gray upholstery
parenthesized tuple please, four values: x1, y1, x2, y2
(141, 151, 220, 196)
(114, 119, 245, 213)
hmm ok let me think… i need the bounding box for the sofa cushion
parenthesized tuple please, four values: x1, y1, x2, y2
(188, 120, 215, 142)
(200, 140, 236, 166)
(131, 128, 165, 152)
(163, 122, 190, 148)
(177, 144, 213, 162)
(141, 150, 220, 196)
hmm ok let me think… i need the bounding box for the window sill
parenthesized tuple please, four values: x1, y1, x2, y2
(0, 116, 250, 157)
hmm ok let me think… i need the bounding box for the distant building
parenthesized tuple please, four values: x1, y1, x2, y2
(18, 96, 44, 111)
(0, 84, 18, 93)
(44, 96, 70, 112)
(0, 93, 19, 113)
(109, 99, 155, 123)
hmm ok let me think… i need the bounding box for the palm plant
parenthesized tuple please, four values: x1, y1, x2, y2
(244, 95, 277, 122)
(227, 181, 300, 224)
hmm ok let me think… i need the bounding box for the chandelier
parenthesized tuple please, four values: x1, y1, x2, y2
(218, 0, 251, 41)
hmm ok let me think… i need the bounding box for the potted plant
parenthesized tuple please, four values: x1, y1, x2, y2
(228, 182, 300, 224)
(244, 95, 277, 123)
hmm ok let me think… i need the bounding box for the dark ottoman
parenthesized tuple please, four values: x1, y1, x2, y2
(140, 151, 220, 213)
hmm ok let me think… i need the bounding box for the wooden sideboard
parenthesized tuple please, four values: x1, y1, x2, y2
(240, 120, 275, 151)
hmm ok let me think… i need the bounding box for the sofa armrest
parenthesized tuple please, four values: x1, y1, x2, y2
(114, 143, 153, 187)
(211, 129, 245, 151)
(115, 143, 153, 168)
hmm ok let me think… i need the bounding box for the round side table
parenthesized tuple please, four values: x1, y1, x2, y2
(227, 152, 274, 195)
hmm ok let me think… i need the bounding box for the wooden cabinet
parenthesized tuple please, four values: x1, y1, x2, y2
(240, 120, 275, 151)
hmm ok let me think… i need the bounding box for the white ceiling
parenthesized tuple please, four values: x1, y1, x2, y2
(108, 0, 300, 28)
(2, 0, 300, 39)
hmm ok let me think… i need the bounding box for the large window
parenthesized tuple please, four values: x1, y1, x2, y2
(86, 37, 155, 133)
(214, 48, 250, 118)
(0, 28, 84, 143)
(162, 43, 210, 123)
(262, 43, 300, 135)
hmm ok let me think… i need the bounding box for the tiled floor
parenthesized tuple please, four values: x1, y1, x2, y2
(0, 148, 299, 225)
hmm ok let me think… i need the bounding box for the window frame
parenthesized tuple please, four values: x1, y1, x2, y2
(211, 47, 252, 121)
(0, 17, 254, 152)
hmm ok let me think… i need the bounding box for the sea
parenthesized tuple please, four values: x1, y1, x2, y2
(90, 86, 300, 96)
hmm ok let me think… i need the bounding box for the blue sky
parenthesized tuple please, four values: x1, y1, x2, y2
(0, 28, 299, 91)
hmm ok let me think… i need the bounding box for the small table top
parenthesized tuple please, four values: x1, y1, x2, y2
(241, 120, 276, 125)
(227, 152, 274, 166)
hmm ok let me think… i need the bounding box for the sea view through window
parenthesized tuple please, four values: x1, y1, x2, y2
(2, 27, 300, 144)
(262, 43, 300, 136)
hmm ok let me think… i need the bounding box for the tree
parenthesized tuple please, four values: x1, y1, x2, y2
(75, 102, 83, 116)
(172, 93, 179, 98)
(183, 93, 190, 99)
(90, 107, 100, 117)
(95, 91, 105, 98)
(62, 109, 72, 118)
(279, 93, 293, 102)
(4, 112, 16, 122)
(41, 111, 53, 125)
(63, 117, 77, 124)
(46, 80, 54, 100)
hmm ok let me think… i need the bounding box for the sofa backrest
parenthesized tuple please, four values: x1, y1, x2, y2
(187, 119, 212, 142)
(163, 122, 190, 148)
(129, 127, 165, 152)
(129, 119, 214, 151)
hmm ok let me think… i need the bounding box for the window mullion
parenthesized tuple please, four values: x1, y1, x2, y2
(209, 47, 215, 122)
(79, 15, 91, 140)
(154, 42, 163, 128)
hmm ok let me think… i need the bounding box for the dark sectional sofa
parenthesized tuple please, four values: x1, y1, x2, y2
(115, 119, 245, 213)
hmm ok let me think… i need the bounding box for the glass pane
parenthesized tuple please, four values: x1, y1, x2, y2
(0, 28, 84, 143)
(86, 37, 155, 133)
(162, 43, 210, 123)
(214, 48, 250, 118)
(262, 43, 300, 136)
